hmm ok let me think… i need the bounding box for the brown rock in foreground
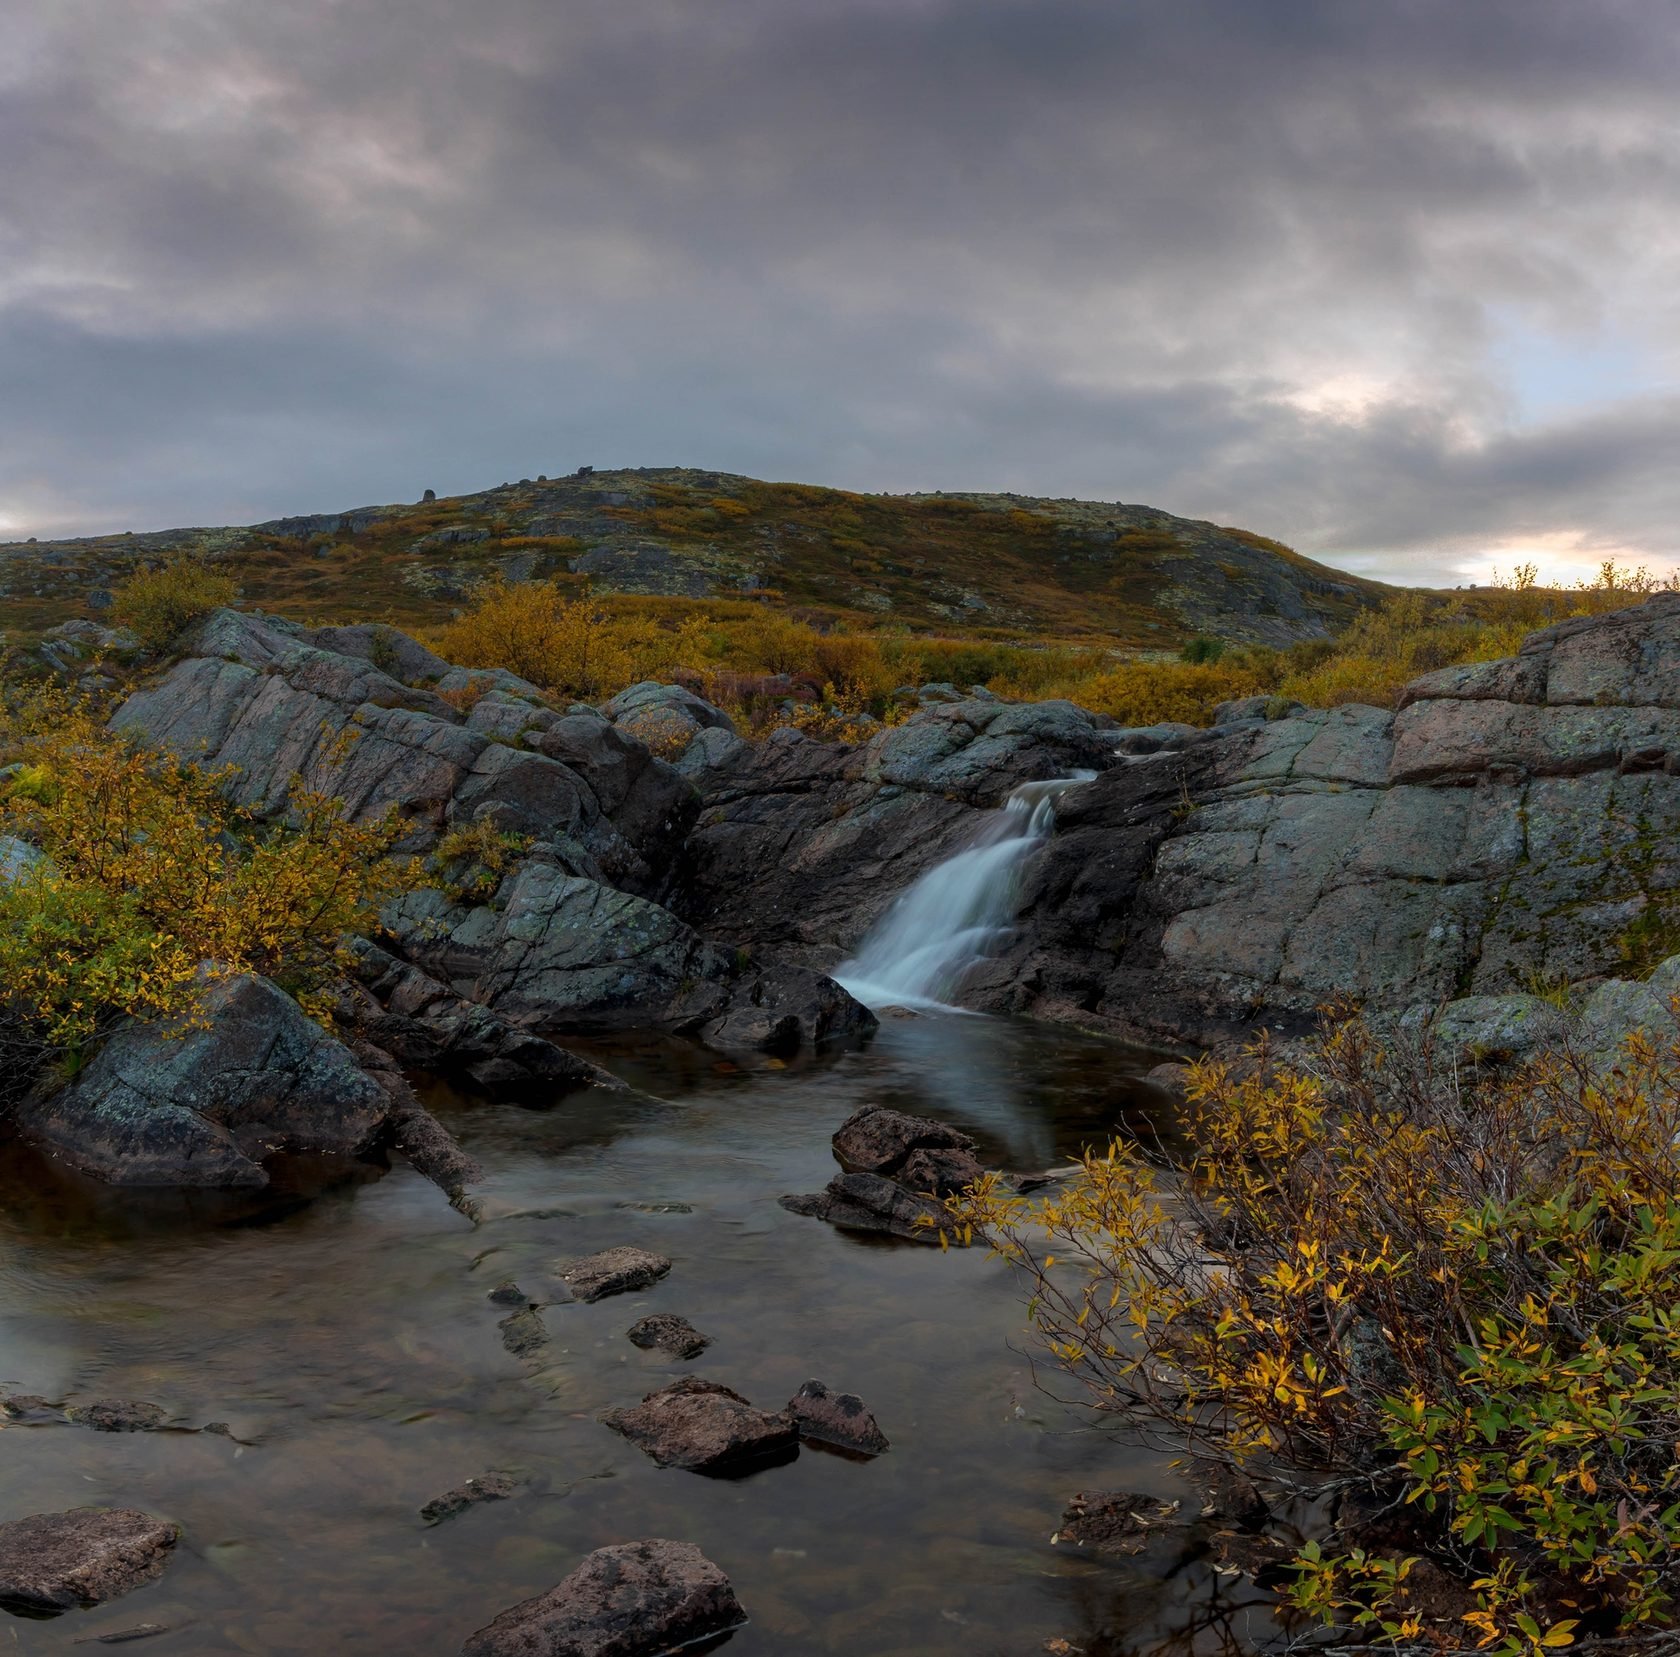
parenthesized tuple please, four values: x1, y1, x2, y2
(601, 1377, 798, 1474)
(460, 1538, 746, 1656)
(0, 1507, 178, 1612)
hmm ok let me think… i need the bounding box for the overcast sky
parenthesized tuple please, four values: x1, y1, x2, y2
(3, 0, 1678, 584)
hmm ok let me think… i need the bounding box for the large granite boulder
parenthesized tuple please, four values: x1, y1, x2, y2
(13, 972, 461, 1190)
(461, 1539, 745, 1656)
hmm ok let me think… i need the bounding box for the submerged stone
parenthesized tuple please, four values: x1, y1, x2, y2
(557, 1246, 671, 1303)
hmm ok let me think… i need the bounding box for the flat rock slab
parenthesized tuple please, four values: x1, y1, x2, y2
(626, 1314, 710, 1359)
(602, 1377, 798, 1474)
(830, 1106, 977, 1177)
(421, 1472, 520, 1526)
(0, 1507, 178, 1612)
(786, 1380, 888, 1456)
(67, 1400, 167, 1434)
(779, 1172, 961, 1244)
(557, 1247, 671, 1303)
(461, 1538, 745, 1656)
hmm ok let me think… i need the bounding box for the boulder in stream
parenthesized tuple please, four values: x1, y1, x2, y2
(626, 1314, 711, 1359)
(779, 1171, 961, 1244)
(0, 1507, 178, 1612)
(830, 1105, 978, 1176)
(557, 1246, 672, 1303)
(786, 1379, 889, 1455)
(460, 1538, 746, 1656)
(601, 1376, 798, 1473)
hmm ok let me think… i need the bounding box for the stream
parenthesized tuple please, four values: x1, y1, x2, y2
(0, 1014, 1275, 1656)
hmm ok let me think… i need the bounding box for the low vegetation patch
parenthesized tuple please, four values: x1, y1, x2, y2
(0, 692, 404, 1084)
(111, 555, 239, 653)
(957, 1017, 1680, 1655)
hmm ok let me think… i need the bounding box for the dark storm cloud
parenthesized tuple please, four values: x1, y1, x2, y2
(3, 0, 1678, 580)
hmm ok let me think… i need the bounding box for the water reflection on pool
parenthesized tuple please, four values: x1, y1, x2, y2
(0, 1015, 1276, 1655)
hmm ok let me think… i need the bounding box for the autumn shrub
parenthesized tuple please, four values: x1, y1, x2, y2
(111, 556, 238, 652)
(0, 692, 405, 1081)
(957, 1018, 1680, 1654)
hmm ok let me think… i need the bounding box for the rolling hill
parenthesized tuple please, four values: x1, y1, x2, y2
(0, 466, 1388, 647)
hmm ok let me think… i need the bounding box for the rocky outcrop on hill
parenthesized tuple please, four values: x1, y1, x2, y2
(111, 608, 873, 1066)
(686, 595, 1680, 1051)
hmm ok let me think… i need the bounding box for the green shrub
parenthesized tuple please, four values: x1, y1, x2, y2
(111, 556, 238, 652)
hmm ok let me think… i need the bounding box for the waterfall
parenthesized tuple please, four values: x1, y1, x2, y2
(834, 772, 1095, 1012)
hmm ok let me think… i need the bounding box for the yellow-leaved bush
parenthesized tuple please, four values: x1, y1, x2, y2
(110, 555, 238, 653)
(0, 692, 406, 1079)
(953, 1018, 1680, 1657)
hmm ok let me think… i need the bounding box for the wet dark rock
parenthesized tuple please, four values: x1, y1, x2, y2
(617, 1200, 692, 1214)
(1207, 1528, 1297, 1587)
(487, 1280, 529, 1307)
(601, 1376, 799, 1473)
(830, 1105, 978, 1177)
(626, 1314, 711, 1359)
(779, 1171, 961, 1244)
(558, 1246, 671, 1303)
(460, 1538, 746, 1656)
(421, 1472, 520, 1525)
(1, 1394, 63, 1423)
(786, 1380, 888, 1455)
(897, 1145, 987, 1196)
(499, 1309, 549, 1358)
(1144, 1061, 1193, 1104)
(352, 1042, 482, 1196)
(13, 973, 392, 1190)
(70, 1621, 175, 1644)
(1052, 1491, 1192, 1559)
(1190, 1462, 1271, 1531)
(0, 1508, 178, 1612)
(66, 1400, 167, 1434)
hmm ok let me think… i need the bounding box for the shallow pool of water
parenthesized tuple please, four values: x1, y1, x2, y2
(0, 1015, 1276, 1655)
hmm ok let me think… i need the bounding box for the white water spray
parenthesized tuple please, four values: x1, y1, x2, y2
(834, 772, 1095, 1012)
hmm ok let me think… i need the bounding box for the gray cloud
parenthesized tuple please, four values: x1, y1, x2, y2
(3, 0, 1678, 582)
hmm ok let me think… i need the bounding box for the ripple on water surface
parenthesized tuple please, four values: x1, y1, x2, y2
(0, 1016, 1275, 1656)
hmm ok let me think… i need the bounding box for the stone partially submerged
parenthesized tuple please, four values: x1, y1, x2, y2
(460, 1538, 746, 1656)
(0, 1507, 178, 1612)
(557, 1247, 672, 1303)
(601, 1376, 798, 1474)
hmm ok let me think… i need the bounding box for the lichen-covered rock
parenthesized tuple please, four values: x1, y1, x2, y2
(1424, 993, 1572, 1063)
(0, 1507, 178, 1611)
(14, 973, 393, 1189)
(460, 1539, 745, 1656)
(601, 1377, 798, 1473)
(558, 1246, 671, 1302)
(786, 1380, 888, 1455)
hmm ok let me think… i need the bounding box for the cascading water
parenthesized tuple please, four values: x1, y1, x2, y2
(834, 771, 1095, 1012)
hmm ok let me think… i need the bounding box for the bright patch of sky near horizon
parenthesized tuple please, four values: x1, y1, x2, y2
(2, 0, 1678, 589)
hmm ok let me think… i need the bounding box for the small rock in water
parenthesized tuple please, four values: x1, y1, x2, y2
(420, 1471, 520, 1525)
(498, 1308, 548, 1358)
(617, 1200, 693, 1214)
(1052, 1491, 1192, 1559)
(1, 1393, 64, 1423)
(67, 1400, 167, 1433)
(786, 1379, 889, 1455)
(556, 1245, 671, 1302)
(779, 1172, 961, 1244)
(830, 1105, 978, 1177)
(486, 1279, 529, 1307)
(460, 1538, 745, 1656)
(0, 1508, 178, 1611)
(626, 1313, 711, 1359)
(602, 1376, 799, 1474)
(71, 1623, 174, 1646)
